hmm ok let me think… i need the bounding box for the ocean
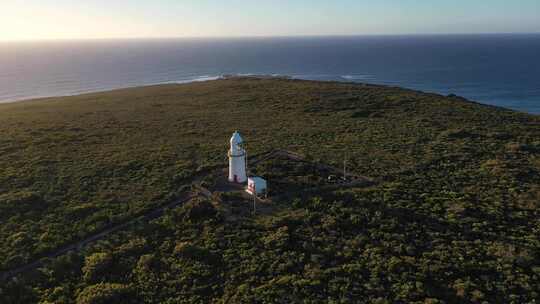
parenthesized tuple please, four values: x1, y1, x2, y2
(1, 34, 539, 114)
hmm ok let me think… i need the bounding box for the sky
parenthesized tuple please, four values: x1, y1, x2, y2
(1, 0, 540, 41)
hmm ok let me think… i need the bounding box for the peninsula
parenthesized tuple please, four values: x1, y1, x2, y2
(1, 77, 539, 303)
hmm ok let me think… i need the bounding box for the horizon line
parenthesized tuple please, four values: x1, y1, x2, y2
(1, 31, 539, 43)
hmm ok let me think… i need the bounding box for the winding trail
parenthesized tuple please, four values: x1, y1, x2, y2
(0, 193, 198, 282)
(0, 149, 374, 282)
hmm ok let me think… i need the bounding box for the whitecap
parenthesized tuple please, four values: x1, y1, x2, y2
(341, 75, 373, 80)
(175, 75, 223, 84)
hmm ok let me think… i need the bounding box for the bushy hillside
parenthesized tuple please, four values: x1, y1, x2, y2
(1, 78, 539, 303)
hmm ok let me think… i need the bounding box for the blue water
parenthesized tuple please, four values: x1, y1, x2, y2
(1, 34, 539, 114)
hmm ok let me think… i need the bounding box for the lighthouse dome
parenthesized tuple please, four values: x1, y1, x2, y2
(230, 131, 243, 145)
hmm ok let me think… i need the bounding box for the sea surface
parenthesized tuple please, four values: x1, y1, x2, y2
(1, 34, 539, 114)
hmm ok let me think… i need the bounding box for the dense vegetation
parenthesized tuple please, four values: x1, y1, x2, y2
(0, 78, 539, 303)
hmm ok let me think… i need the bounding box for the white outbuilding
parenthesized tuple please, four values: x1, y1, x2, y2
(228, 131, 247, 183)
(246, 176, 267, 195)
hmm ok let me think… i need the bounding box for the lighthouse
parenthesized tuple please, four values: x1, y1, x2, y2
(228, 131, 247, 183)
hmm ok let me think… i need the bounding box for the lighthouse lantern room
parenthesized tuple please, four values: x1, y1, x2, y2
(228, 131, 247, 183)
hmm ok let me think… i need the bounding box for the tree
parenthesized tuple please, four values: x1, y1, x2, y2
(76, 283, 134, 304)
(82, 253, 113, 283)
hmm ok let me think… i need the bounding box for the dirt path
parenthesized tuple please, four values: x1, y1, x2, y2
(0, 154, 235, 282)
(0, 193, 200, 282)
(0, 149, 374, 282)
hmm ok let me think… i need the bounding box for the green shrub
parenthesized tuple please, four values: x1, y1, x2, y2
(76, 283, 134, 304)
(82, 253, 113, 283)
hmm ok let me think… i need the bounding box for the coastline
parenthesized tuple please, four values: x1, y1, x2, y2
(0, 75, 538, 116)
(0, 74, 290, 105)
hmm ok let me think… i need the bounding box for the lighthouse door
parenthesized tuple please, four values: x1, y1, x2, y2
(234, 175, 238, 183)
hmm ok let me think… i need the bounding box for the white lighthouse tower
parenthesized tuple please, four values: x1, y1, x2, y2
(228, 131, 247, 183)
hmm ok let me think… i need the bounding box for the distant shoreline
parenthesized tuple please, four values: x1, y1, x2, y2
(0, 74, 301, 105)
(1, 76, 537, 117)
(0, 75, 288, 105)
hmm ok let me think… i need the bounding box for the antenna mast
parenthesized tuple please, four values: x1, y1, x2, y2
(343, 150, 348, 181)
(253, 184, 257, 214)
